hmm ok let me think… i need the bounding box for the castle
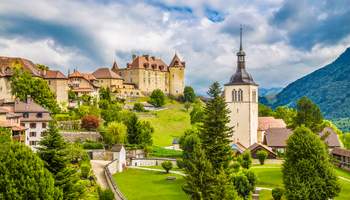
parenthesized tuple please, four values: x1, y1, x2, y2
(111, 54, 185, 96)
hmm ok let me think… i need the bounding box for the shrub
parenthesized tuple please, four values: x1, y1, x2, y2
(238, 150, 252, 169)
(98, 188, 114, 200)
(81, 115, 99, 131)
(232, 162, 241, 172)
(176, 159, 184, 169)
(148, 89, 165, 107)
(80, 162, 91, 179)
(82, 141, 104, 149)
(272, 188, 284, 200)
(161, 161, 173, 173)
(256, 150, 268, 165)
(133, 103, 146, 112)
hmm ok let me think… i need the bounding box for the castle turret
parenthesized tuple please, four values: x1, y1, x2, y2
(224, 26, 258, 148)
(168, 53, 185, 96)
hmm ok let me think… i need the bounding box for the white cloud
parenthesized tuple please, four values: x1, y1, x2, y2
(0, 0, 349, 95)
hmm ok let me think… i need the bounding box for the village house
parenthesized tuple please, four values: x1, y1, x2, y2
(258, 117, 287, 143)
(263, 127, 341, 153)
(0, 106, 26, 143)
(0, 56, 69, 104)
(248, 143, 277, 159)
(14, 97, 51, 149)
(68, 70, 100, 98)
(332, 147, 350, 170)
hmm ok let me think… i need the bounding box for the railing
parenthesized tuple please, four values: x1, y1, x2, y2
(104, 159, 127, 200)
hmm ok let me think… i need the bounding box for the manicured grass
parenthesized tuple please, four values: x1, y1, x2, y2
(113, 169, 188, 200)
(142, 165, 183, 172)
(251, 165, 350, 200)
(149, 146, 183, 158)
(251, 166, 283, 188)
(139, 102, 191, 147)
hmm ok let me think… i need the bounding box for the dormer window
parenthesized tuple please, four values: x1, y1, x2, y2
(23, 113, 29, 118)
(151, 64, 157, 70)
(36, 113, 43, 118)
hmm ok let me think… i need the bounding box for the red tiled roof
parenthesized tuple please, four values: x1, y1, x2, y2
(169, 53, 185, 68)
(0, 56, 42, 77)
(92, 68, 122, 79)
(258, 117, 287, 131)
(127, 55, 169, 71)
(69, 70, 83, 78)
(44, 70, 67, 79)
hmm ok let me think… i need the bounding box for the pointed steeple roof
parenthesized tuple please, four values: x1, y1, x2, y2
(111, 60, 119, 71)
(169, 53, 185, 68)
(226, 25, 257, 86)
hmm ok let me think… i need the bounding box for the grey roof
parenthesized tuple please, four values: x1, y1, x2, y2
(264, 128, 293, 147)
(319, 127, 341, 147)
(14, 98, 49, 113)
(332, 147, 350, 157)
(226, 67, 257, 86)
(111, 144, 124, 152)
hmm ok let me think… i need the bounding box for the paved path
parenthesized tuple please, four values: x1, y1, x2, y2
(91, 160, 111, 189)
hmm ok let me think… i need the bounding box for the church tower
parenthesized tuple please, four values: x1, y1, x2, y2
(224, 26, 258, 148)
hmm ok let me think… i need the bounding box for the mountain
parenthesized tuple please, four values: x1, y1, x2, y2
(273, 47, 350, 119)
(259, 87, 283, 97)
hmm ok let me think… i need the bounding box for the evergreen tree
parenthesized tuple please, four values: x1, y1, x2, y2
(199, 82, 233, 170)
(38, 122, 84, 199)
(182, 142, 216, 200)
(212, 168, 238, 200)
(292, 97, 324, 132)
(0, 143, 61, 199)
(125, 113, 139, 144)
(282, 126, 340, 199)
(38, 121, 68, 174)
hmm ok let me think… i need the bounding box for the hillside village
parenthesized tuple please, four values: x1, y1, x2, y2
(1, 26, 350, 200)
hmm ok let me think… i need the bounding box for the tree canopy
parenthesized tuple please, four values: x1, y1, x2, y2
(183, 86, 196, 102)
(282, 126, 340, 199)
(10, 67, 60, 113)
(0, 143, 61, 199)
(148, 89, 166, 107)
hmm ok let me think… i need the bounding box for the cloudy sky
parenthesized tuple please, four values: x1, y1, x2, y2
(1, 0, 350, 94)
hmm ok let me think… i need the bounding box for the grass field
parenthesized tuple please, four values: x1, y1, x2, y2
(138, 101, 191, 147)
(113, 169, 188, 200)
(251, 165, 350, 200)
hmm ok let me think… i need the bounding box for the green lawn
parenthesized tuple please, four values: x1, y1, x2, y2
(113, 169, 188, 200)
(251, 165, 350, 200)
(139, 101, 191, 147)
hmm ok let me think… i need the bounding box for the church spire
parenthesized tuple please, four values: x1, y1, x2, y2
(240, 24, 243, 51)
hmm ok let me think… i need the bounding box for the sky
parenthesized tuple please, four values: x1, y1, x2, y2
(1, 0, 350, 94)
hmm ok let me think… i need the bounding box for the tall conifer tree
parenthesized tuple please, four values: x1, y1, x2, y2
(199, 82, 233, 170)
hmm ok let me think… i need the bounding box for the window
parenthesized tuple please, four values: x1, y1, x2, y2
(36, 113, 43, 118)
(232, 90, 237, 102)
(42, 122, 47, 128)
(29, 141, 37, 146)
(252, 90, 257, 103)
(20, 123, 25, 127)
(238, 89, 243, 101)
(23, 113, 29, 118)
(30, 132, 36, 137)
(30, 123, 36, 128)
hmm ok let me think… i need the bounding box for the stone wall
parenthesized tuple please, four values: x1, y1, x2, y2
(60, 131, 101, 142)
(104, 159, 127, 200)
(131, 157, 177, 167)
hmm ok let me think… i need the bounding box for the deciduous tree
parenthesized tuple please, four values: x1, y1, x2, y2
(292, 97, 324, 132)
(148, 89, 166, 107)
(183, 86, 196, 102)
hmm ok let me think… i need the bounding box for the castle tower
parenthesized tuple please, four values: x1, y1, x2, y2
(224, 26, 258, 148)
(168, 54, 185, 96)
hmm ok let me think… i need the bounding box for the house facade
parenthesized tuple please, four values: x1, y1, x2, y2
(14, 98, 51, 150)
(68, 70, 99, 98)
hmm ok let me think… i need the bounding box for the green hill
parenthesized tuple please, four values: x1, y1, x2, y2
(273, 48, 350, 122)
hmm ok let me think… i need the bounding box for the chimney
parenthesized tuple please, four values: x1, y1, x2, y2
(26, 95, 32, 104)
(143, 54, 149, 60)
(132, 54, 137, 60)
